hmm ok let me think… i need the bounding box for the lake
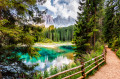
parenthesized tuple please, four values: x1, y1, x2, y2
(18, 45, 75, 72)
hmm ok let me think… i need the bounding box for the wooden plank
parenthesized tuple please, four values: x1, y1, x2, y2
(85, 57, 104, 69)
(95, 54, 104, 59)
(85, 61, 96, 69)
(98, 60, 105, 66)
(85, 65, 98, 75)
(84, 59, 92, 64)
(62, 71, 83, 79)
(84, 54, 103, 64)
(46, 65, 83, 79)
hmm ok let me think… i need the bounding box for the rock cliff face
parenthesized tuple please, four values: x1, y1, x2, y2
(43, 14, 54, 25)
(43, 14, 75, 27)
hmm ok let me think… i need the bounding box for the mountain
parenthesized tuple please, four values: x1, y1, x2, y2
(43, 14, 54, 25)
(53, 15, 75, 27)
(42, 14, 75, 27)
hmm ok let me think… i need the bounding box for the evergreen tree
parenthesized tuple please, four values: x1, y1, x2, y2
(0, 0, 46, 78)
(73, 0, 91, 59)
(103, 0, 120, 46)
(103, 0, 115, 44)
(73, 0, 104, 60)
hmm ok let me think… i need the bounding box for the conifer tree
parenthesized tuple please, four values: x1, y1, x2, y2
(0, 0, 46, 78)
(73, 0, 91, 59)
(103, 0, 115, 43)
(73, 0, 104, 59)
(103, 0, 120, 46)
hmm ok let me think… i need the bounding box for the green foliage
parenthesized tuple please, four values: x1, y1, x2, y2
(0, 0, 46, 78)
(103, 0, 120, 47)
(40, 38, 53, 43)
(50, 66, 59, 76)
(44, 70, 49, 78)
(73, 0, 104, 60)
(111, 38, 120, 51)
(84, 45, 104, 77)
(0, 19, 9, 26)
(33, 71, 43, 79)
(42, 25, 74, 42)
(94, 41, 104, 51)
(116, 48, 120, 58)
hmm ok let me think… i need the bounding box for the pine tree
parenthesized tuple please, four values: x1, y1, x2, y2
(103, 0, 120, 47)
(0, 0, 46, 78)
(73, 0, 104, 60)
(73, 0, 91, 59)
(103, 0, 116, 46)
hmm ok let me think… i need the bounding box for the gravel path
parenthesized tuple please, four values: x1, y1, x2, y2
(89, 48, 120, 79)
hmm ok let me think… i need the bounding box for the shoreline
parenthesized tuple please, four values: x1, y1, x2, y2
(33, 42, 74, 48)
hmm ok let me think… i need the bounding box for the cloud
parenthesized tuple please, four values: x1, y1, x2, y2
(42, 0, 57, 13)
(40, 0, 79, 19)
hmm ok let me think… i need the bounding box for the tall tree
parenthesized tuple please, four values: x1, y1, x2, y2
(73, 0, 104, 60)
(103, 0, 120, 46)
(0, 0, 46, 78)
(73, 0, 91, 59)
(103, 0, 115, 44)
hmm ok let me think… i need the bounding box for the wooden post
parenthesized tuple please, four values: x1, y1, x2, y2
(0, 70, 2, 79)
(104, 50, 106, 63)
(36, 72, 37, 76)
(105, 47, 107, 54)
(80, 62, 85, 79)
(36, 72, 43, 79)
(95, 56, 99, 70)
(102, 49, 106, 63)
(40, 77, 43, 79)
(22, 73, 25, 78)
(19, 73, 21, 78)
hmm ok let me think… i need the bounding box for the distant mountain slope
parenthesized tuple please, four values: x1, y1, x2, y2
(43, 14, 75, 27)
(53, 15, 75, 27)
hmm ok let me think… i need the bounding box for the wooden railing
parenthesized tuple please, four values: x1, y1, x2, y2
(45, 48, 107, 79)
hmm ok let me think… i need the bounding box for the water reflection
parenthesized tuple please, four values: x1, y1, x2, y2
(19, 45, 75, 71)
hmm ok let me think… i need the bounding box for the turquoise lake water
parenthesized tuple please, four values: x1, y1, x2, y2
(18, 45, 75, 71)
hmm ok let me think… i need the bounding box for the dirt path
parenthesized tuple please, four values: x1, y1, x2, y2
(89, 48, 120, 79)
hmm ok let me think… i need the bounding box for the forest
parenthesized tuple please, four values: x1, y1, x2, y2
(0, 0, 120, 79)
(42, 25, 74, 42)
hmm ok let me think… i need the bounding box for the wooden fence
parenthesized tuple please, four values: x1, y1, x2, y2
(45, 48, 107, 79)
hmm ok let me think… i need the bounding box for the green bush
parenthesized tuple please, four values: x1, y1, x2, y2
(40, 38, 53, 43)
(84, 45, 104, 78)
(111, 38, 120, 51)
(116, 48, 120, 58)
(33, 71, 43, 79)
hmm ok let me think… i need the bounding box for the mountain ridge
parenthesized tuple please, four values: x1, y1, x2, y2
(42, 14, 75, 27)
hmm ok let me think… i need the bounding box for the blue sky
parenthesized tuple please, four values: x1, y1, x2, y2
(38, 0, 79, 19)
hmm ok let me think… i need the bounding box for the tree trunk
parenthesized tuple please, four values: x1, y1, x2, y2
(94, 0, 97, 47)
(0, 69, 2, 79)
(0, 6, 3, 79)
(0, 6, 2, 20)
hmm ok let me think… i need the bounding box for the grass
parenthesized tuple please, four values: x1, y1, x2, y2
(116, 48, 120, 58)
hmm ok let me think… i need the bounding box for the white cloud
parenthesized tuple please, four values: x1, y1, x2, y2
(41, 0, 79, 19)
(43, 0, 57, 13)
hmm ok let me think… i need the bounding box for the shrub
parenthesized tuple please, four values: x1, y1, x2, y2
(116, 48, 120, 58)
(33, 71, 43, 79)
(40, 38, 53, 43)
(111, 38, 120, 51)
